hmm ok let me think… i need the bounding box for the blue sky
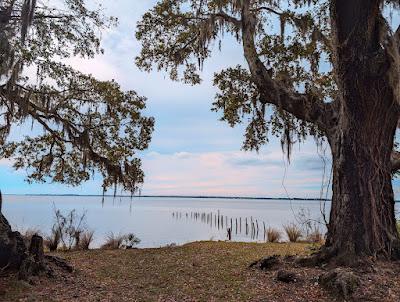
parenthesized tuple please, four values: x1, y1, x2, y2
(0, 0, 399, 198)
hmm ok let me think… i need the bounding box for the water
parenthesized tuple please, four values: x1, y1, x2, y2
(3, 195, 399, 248)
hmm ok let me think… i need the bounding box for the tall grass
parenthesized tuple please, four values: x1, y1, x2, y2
(101, 232, 140, 250)
(78, 231, 95, 250)
(283, 223, 303, 242)
(266, 227, 281, 243)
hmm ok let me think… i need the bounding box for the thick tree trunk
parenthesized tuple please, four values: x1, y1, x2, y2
(325, 111, 400, 264)
(323, 0, 400, 264)
(0, 212, 27, 270)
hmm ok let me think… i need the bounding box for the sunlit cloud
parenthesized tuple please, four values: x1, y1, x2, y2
(140, 148, 331, 198)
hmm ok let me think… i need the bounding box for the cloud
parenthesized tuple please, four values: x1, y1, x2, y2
(140, 148, 329, 198)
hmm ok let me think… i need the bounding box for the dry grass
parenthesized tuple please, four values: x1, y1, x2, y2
(283, 223, 303, 242)
(45, 228, 61, 252)
(78, 231, 95, 250)
(306, 228, 324, 244)
(100, 232, 125, 249)
(1, 241, 328, 302)
(3, 241, 400, 301)
(100, 232, 140, 250)
(265, 227, 281, 243)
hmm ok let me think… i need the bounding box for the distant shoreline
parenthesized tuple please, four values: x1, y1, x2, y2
(2, 193, 331, 201)
(4, 194, 400, 202)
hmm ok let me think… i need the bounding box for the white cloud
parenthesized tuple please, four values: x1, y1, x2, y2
(141, 146, 330, 198)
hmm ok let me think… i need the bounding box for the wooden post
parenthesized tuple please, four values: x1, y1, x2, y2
(235, 218, 238, 234)
(240, 217, 242, 233)
(256, 220, 259, 238)
(263, 221, 266, 241)
(227, 228, 232, 241)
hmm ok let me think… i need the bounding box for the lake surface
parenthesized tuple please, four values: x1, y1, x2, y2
(3, 195, 399, 248)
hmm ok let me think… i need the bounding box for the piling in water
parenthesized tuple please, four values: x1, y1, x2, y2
(227, 227, 232, 240)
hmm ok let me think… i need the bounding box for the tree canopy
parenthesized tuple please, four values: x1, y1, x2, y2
(137, 0, 400, 261)
(136, 0, 399, 155)
(0, 0, 154, 193)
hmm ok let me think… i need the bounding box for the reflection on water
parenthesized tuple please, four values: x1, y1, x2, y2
(4, 195, 398, 248)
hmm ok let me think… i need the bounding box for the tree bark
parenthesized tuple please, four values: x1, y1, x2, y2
(0, 213, 27, 270)
(322, 0, 400, 263)
(0, 191, 30, 271)
(325, 112, 400, 263)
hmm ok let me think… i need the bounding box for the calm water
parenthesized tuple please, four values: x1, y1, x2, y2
(3, 195, 399, 248)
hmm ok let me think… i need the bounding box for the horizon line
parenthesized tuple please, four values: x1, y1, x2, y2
(2, 193, 332, 201)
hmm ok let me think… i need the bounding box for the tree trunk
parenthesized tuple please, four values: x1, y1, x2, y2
(325, 111, 400, 264)
(0, 212, 27, 270)
(323, 0, 400, 264)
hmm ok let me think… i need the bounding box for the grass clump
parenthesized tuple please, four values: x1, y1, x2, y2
(283, 223, 303, 242)
(77, 231, 95, 250)
(266, 227, 281, 243)
(101, 232, 140, 250)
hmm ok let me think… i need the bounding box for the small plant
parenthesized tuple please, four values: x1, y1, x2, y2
(283, 223, 303, 242)
(121, 233, 140, 249)
(101, 232, 124, 249)
(266, 227, 281, 243)
(101, 232, 140, 249)
(45, 226, 61, 252)
(78, 231, 95, 250)
(45, 205, 88, 251)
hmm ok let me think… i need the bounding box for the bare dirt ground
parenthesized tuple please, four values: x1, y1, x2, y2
(1, 241, 399, 301)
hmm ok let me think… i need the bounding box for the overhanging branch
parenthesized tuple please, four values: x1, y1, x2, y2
(240, 2, 337, 133)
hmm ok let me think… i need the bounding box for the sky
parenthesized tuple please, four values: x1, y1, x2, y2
(0, 0, 399, 198)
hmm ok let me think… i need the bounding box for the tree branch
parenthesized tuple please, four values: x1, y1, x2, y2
(240, 2, 336, 132)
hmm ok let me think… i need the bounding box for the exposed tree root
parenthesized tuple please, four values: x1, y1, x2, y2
(1, 213, 73, 282)
(17, 235, 74, 281)
(295, 242, 400, 269)
(249, 247, 400, 300)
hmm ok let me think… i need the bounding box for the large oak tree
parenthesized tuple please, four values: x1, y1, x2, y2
(0, 0, 154, 270)
(136, 0, 400, 264)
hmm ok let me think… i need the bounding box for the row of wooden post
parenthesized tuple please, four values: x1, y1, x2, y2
(172, 210, 268, 241)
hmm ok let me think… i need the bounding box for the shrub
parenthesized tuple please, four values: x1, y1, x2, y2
(101, 232, 140, 249)
(78, 231, 95, 250)
(266, 227, 281, 243)
(101, 232, 124, 249)
(52, 206, 87, 250)
(121, 233, 141, 249)
(283, 223, 303, 242)
(45, 226, 61, 252)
